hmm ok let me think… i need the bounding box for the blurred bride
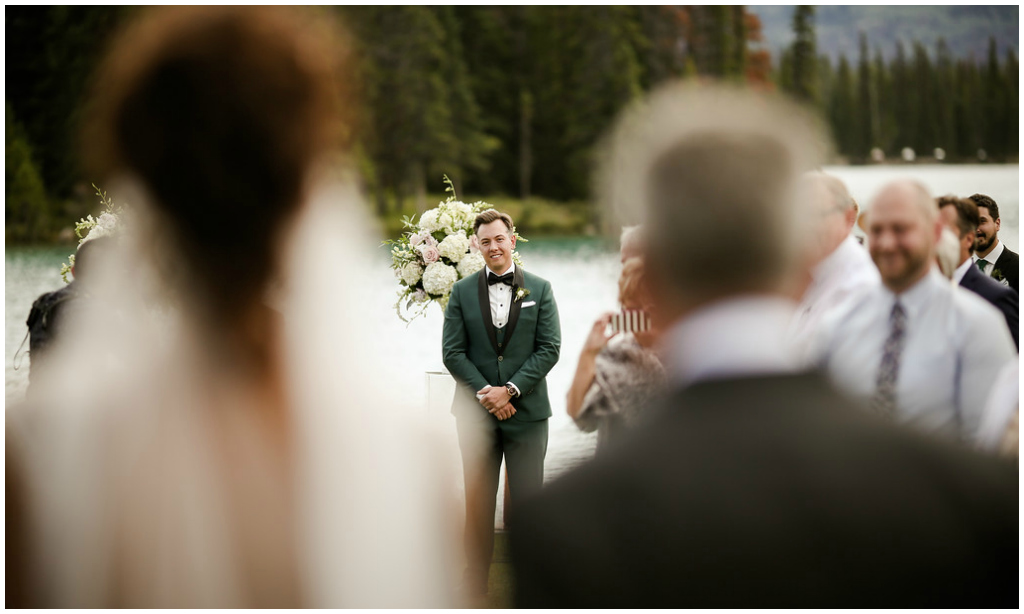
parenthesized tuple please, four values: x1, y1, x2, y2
(7, 6, 455, 607)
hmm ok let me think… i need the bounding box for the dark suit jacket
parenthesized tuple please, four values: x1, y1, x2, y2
(510, 373, 1018, 608)
(960, 263, 1019, 350)
(442, 266, 560, 422)
(992, 246, 1019, 293)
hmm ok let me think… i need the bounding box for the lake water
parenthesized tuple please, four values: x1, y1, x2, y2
(5, 164, 1019, 525)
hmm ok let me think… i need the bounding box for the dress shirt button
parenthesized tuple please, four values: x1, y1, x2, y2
(498, 356, 503, 362)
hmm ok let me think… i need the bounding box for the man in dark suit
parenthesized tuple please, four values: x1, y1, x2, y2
(938, 195, 1019, 350)
(509, 84, 1018, 608)
(971, 193, 1019, 292)
(442, 209, 560, 599)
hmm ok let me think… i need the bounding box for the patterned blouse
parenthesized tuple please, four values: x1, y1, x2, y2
(573, 333, 666, 453)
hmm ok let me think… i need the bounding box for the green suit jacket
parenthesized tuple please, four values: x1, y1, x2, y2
(443, 266, 561, 422)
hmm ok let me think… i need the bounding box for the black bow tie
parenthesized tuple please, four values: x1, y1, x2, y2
(488, 272, 514, 286)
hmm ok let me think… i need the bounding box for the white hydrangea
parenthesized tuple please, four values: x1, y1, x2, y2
(418, 209, 441, 233)
(422, 261, 458, 296)
(437, 233, 470, 263)
(437, 210, 458, 234)
(457, 251, 486, 278)
(400, 261, 423, 286)
(96, 212, 118, 231)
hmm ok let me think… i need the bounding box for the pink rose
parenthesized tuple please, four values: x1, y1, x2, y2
(410, 232, 426, 247)
(469, 235, 480, 253)
(419, 244, 440, 264)
(424, 235, 438, 248)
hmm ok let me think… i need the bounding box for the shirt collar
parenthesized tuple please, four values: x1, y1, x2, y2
(812, 234, 859, 281)
(974, 240, 1004, 264)
(952, 258, 973, 285)
(488, 262, 515, 279)
(881, 265, 944, 320)
(662, 294, 801, 388)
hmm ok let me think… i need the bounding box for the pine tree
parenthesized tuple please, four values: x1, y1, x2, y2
(788, 6, 818, 104)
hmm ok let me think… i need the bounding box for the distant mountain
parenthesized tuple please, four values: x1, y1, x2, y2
(748, 6, 1019, 62)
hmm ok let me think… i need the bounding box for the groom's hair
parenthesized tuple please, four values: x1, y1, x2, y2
(474, 209, 514, 235)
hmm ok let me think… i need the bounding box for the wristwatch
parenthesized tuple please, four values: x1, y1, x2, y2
(505, 383, 518, 398)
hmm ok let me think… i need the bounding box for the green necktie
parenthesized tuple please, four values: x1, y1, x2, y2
(977, 259, 990, 272)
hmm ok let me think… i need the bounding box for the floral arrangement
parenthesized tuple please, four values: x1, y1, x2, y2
(60, 184, 124, 283)
(385, 175, 526, 322)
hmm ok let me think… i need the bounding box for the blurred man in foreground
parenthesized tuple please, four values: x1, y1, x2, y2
(937, 195, 1018, 350)
(817, 181, 1015, 441)
(509, 83, 1017, 608)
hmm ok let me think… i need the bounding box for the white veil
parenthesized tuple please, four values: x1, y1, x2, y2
(14, 175, 457, 607)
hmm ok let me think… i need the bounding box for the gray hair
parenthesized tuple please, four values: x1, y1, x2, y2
(598, 82, 829, 296)
(804, 171, 856, 213)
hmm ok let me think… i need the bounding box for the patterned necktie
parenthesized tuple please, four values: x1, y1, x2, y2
(976, 258, 990, 273)
(871, 301, 906, 417)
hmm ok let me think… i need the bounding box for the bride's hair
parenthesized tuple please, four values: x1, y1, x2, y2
(85, 6, 351, 329)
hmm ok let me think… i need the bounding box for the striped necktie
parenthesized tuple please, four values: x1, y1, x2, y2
(871, 301, 906, 417)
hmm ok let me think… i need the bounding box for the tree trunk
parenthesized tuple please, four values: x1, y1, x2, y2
(519, 88, 533, 200)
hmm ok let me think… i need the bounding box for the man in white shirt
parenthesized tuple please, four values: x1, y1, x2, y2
(816, 180, 1016, 441)
(790, 172, 879, 356)
(510, 84, 1017, 608)
(970, 193, 1018, 292)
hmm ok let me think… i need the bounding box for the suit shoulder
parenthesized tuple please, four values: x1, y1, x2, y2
(452, 272, 479, 291)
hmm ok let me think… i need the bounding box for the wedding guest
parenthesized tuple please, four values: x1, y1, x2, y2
(789, 171, 879, 357)
(936, 227, 961, 280)
(509, 83, 1017, 608)
(937, 194, 1018, 349)
(816, 180, 1015, 442)
(566, 256, 665, 453)
(8, 7, 451, 608)
(970, 193, 1018, 292)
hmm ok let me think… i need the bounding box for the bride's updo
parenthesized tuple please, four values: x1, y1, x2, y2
(85, 6, 350, 330)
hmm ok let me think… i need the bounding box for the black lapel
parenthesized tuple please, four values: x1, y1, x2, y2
(501, 266, 526, 355)
(478, 268, 500, 355)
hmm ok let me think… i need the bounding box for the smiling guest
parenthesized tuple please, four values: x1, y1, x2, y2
(969, 193, 1018, 292)
(442, 209, 561, 602)
(815, 180, 1015, 442)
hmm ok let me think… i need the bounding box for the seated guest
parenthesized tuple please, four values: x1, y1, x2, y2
(937, 194, 1018, 350)
(566, 256, 665, 453)
(510, 83, 1017, 609)
(970, 193, 1018, 292)
(790, 172, 879, 357)
(816, 180, 1015, 443)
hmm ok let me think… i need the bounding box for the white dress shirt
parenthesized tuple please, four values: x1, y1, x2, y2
(487, 262, 515, 329)
(977, 359, 1019, 451)
(813, 267, 1016, 442)
(972, 240, 1005, 277)
(790, 235, 880, 359)
(485, 262, 521, 396)
(663, 295, 801, 389)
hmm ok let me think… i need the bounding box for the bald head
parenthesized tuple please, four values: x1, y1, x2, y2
(867, 180, 941, 293)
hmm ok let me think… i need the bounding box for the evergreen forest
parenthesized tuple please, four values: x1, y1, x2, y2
(6, 6, 1020, 243)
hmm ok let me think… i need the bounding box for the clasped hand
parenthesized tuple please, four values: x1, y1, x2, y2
(477, 385, 515, 421)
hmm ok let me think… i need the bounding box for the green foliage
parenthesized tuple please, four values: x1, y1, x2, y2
(6, 102, 51, 243)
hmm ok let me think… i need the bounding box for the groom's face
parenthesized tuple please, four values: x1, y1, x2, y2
(477, 219, 516, 274)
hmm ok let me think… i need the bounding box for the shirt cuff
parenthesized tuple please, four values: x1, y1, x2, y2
(507, 382, 521, 397)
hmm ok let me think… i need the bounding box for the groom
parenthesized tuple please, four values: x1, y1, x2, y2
(442, 209, 561, 598)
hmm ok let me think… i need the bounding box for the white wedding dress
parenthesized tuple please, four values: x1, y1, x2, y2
(9, 178, 457, 607)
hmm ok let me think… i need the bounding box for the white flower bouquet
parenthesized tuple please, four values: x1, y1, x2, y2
(60, 184, 125, 283)
(385, 176, 525, 322)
